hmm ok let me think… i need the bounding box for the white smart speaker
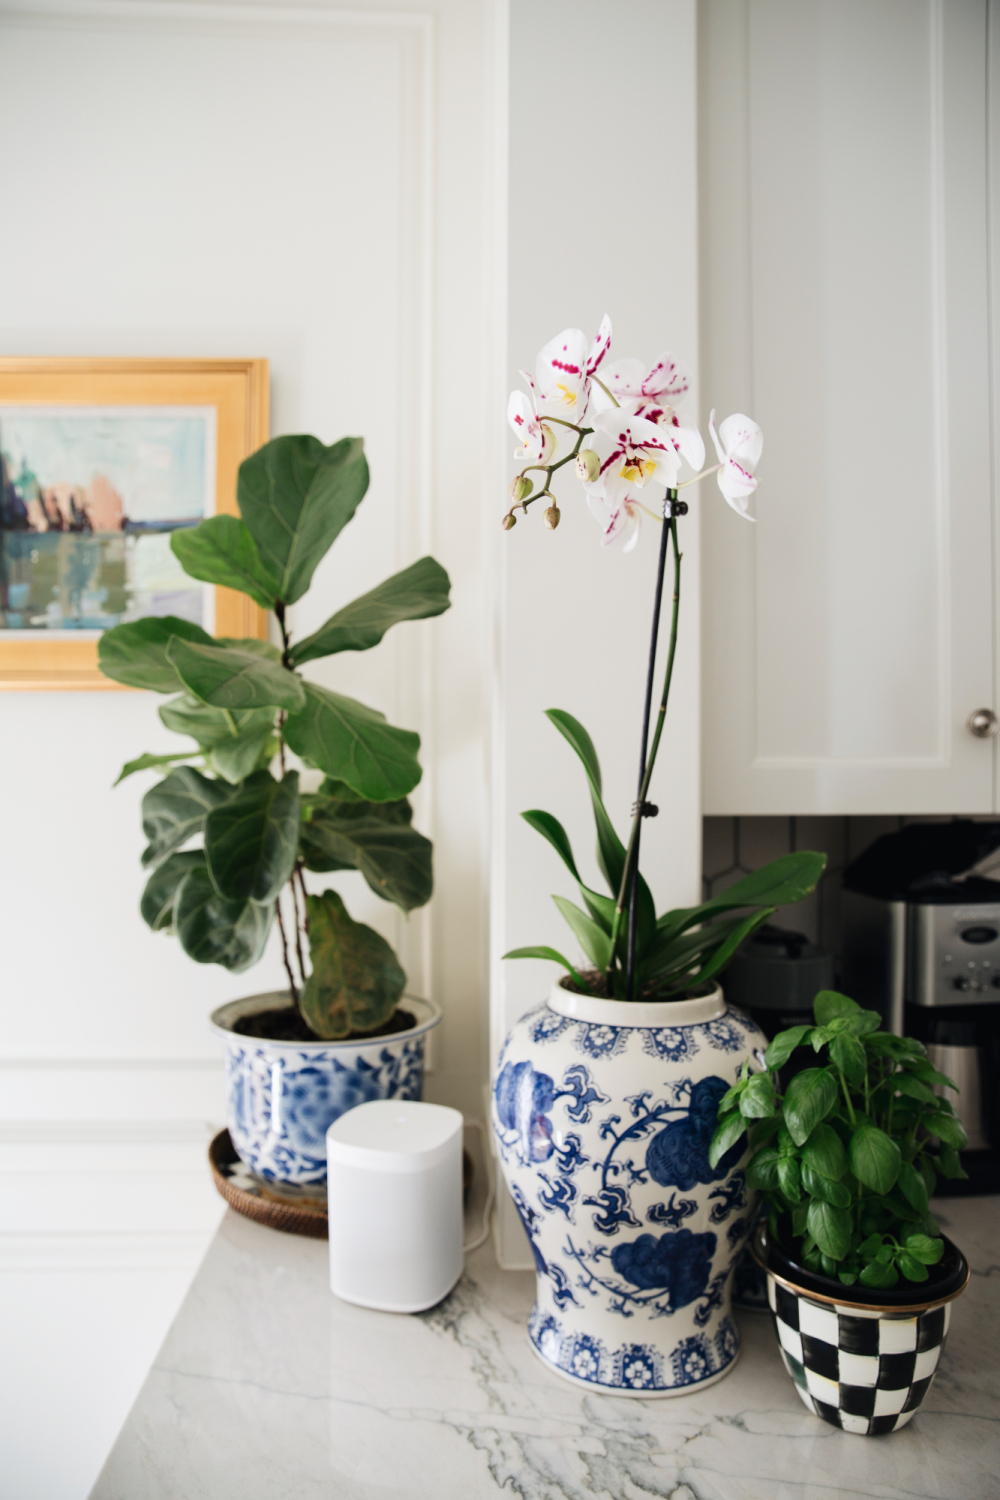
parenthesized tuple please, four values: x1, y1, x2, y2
(326, 1100, 464, 1313)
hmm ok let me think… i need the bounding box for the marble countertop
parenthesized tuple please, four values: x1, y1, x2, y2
(91, 1195, 998, 1500)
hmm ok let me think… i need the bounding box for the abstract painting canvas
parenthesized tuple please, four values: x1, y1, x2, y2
(0, 406, 216, 632)
(0, 359, 268, 689)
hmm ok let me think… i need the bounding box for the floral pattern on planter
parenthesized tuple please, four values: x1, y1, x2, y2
(493, 987, 767, 1396)
(214, 994, 440, 1185)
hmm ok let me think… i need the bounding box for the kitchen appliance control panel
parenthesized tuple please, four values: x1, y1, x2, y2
(907, 903, 1000, 1008)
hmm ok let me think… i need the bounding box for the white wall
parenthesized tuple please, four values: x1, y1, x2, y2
(493, 0, 700, 1264)
(0, 2, 503, 1491)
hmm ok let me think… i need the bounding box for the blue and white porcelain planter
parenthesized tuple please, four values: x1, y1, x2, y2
(492, 981, 767, 1397)
(212, 991, 441, 1186)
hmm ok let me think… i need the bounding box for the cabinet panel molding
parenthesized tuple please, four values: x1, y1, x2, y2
(701, 0, 994, 814)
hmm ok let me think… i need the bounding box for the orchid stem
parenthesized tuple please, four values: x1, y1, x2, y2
(608, 494, 683, 996)
(677, 462, 722, 489)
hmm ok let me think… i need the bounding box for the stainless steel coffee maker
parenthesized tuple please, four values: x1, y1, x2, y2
(841, 821, 1000, 1195)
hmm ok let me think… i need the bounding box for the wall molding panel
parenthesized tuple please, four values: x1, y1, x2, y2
(701, 0, 995, 815)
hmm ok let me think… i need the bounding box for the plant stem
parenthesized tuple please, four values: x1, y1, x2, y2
(607, 495, 682, 994)
(836, 1064, 858, 1127)
(625, 495, 674, 1001)
(290, 862, 308, 986)
(275, 892, 300, 1005)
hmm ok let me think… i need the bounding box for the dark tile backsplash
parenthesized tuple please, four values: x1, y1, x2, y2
(702, 815, 955, 982)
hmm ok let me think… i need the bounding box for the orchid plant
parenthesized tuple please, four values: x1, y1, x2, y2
(503, 316, 824, 1001)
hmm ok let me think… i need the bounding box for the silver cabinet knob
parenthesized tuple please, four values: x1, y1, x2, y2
(967, 708, 998, 738)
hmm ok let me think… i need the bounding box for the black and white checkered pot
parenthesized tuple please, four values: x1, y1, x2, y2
(753, 1226, 969, 1436)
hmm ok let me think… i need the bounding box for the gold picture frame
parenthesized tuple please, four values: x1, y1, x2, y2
(0, 357, 269, 690)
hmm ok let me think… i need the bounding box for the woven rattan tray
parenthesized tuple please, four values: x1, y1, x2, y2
(209, 1128, 474, 1239)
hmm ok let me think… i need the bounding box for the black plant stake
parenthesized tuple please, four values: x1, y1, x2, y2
(616, 489, 686, 1000)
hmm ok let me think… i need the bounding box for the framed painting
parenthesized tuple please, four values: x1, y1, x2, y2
(0, 358, 269, 690)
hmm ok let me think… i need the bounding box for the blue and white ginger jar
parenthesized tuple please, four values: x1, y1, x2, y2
(213, 991, 441, 1185)
(492, 981, 766, 1396)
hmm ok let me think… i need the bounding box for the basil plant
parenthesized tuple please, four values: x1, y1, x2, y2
(505, 709, 826, 999)
(708, 990, 969, 1288)
(99, 434, 451, 1041)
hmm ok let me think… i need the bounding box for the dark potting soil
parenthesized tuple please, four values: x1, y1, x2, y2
(761, 1219, 969, 1306)
(233, 1006, 417, 1044)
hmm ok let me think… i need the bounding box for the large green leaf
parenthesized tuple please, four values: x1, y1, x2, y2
(708, 1110, 748, 1168)
(140, 851, 205, 931)
(209, 725, 278, 785)
(289, 556, 451, 666)
(800, 1122, 847, 1181)
(203, 771, 300, 903)
(543, 708, 656, 949)
(159, 695, 276, 749)
(166, 637, 305, 712)
(552, 895, 612, 971)
(141, 768, 231, 868)
(641, 909, 772, 992)
(806, 1199, 852, 1260)
(299, 889, 405, 1040)
(158, 694, 277, 783)
(522, 810, 616, 933)
(299, 801, 432, 912)
(849, 1122, 901, 1194)
(283, 681, 421, 802)
(98, 615, 213, 692)
(501, 946, 587, 987)
(674, 907, 773, 992)
(813, 990, 861, 1025)
(657, 851, 828, 944)
(238, 434, 369, 605)
(115, 750, 199, 786)
(170, 515, 281, 609)
(174, 865, 274, 972)
(782, 1068, 839, 1146)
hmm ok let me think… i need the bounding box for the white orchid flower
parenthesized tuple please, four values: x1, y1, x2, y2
(708, 410, 763, 519)
(507, 389, 556, 465)
(593, 353, 705, 472)
(587, 490, 641, 552)
(579, 408, 681, 502)
(530, 314, 612, 424)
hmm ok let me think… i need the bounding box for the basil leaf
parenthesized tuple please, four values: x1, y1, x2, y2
(782, 1068, 839, 1146)
(850, 1122, 901, 1194)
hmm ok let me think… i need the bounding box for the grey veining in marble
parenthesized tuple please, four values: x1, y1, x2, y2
(91, 1197, 999, 1499)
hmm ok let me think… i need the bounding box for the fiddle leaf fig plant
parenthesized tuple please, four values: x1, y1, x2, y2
(708, 989, 969, 1287)
(99, 433, 451, 1041)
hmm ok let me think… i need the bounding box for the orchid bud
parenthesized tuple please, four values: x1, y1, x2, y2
(501, 513, 516, 531)
(575, 448, 600, 482)
(543, 504, 561, 530)
(509, 475, 532, 504)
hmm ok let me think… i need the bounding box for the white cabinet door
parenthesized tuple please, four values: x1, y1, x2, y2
(701, 0, 995, 814)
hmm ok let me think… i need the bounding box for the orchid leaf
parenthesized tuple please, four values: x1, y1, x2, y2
(502, 946, 587, 989)
(552, 896, 612, 971)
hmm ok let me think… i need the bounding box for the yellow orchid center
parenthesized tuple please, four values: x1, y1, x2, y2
(554, 383, 579, 408)
(619, 456, 657, 487)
